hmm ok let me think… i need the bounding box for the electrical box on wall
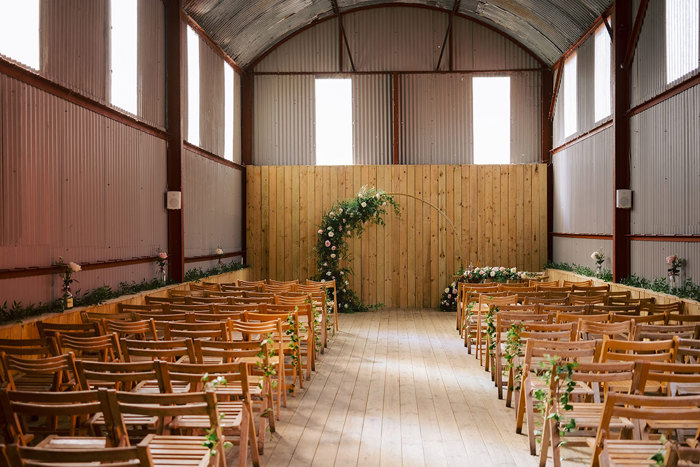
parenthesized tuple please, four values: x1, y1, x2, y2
(616, 189, 633, 209)
(165, 191, 182, 210)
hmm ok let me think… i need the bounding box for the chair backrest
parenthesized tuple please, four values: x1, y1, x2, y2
(633, 324, 699, 341)
(154, 360, 251, 398)
(567, 361, 635, 403)
(83, 310, 134, 326)
(633, 361, 700, 396)
(0, 338, 59, 358)
(520, 322, 577, 342)
(76, 359, 158, 392)
(262, 284, 296, 293)
(297, 283, 324, 294)
(562, 279, 593, 288)
(572, 284, 610, 293)
(0, 389, 107, 446)
(116, 303, 164, 314)
(537, 286, 572, 293)
(498, 284, 536, 292)
(131, 311, 191, 323)
(57, 333, 123, 362)
(207, 291, 245, 299)
(221, 284, 257, 293)
(167, 303, 213, 313)
(539, 304, 589, 317)
(163, 321, 229, 341)
(193, 340, 261, 364)
(643, 301, 683, 316)
(531, 280, 560, 289)
(523, 297, 567, 305)
(609, 312, 666, 324)
(105, 319, 159, 340)
(522, 339, 598, 373)
(599, 337, 678, 363)
(608, 296, 655, 306)
(232, 296, 275, 305)
(100, 388, 225, 460)
(238, 279, 266, 289)
(120, 338, 196, 363)
(555, 312, 609, 325)
(0, 352, 80, 391)
(667, 312, 700, 325)
(479, 294, 519, 310)
(5, 443, 152, 466)
(184, 297, 227, 305)
(190, 282, 221, 292)
(35, 321, 101, 339)
(592, 304, 641, 315)
(678, 338, 700, 363)
(144, 295, 185, 305)
(577, 319, 633, 341)
(214, 303, 262, 313)
(275, 295, 309, 306)
(568, 294, 608, 306)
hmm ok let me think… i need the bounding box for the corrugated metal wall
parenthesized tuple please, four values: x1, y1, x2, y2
(199, 39, 225, 156)
(183, 149, 243, 258)
(632, 241, 700, 284)
(553, 237, 613, 270)
(552, 128, 613, 235)
(138, 0, 166, 128)
(0, 74, 167, 304)
(252, 7, 542, 166)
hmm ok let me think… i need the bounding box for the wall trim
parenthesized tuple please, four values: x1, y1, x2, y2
(183, 142, 244, 171)
(630, 235, 700, 243)
(183, 13, 243, 75)
(551, 120, 613, 155)
(552, 233, 613, 240)
(0, 57, 167, 140)
(248, 3, 548, 70)
(628, 73, 700, 117)
(184, 251, 245, 263)
(252, 68, 542, 76)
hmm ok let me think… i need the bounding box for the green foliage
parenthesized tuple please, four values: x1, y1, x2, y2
(485, 305, 498, 357)
(546, 262, 700, 302)
(200, 374, 233, 456)
(256, 334, 278, 393)
(534, 356, 578, 446)
(314, 186, 400, 313)
(504, 322, 524, 391)
(649, 435, 668, 466)
(440, 267, 539, 312)
(185, 260, 247, 282)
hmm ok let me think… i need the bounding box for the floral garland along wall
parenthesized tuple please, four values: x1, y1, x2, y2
(314, 187, 400, 313)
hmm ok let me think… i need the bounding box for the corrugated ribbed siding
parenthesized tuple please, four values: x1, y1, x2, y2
(631, 241, 700, 283)
(199, 39, 225, 157)
(254, 18, 339, 73)
(552, 128, 613, 235)
(630, 85, 700, 235)
(253, 75, 315, 165)
(183, 150, 243, 257)
(553, 237, 613, 270)
(510, 71, 542, 163)
(138, 0, 165, 128)
(352, 74, 392, 164)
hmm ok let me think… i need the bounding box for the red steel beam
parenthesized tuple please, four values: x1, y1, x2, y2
(541, 68, 554, 261)
(550, 120, 613, 155)
(183, 142, 244, 171)
(548, 61, 563, 120)
(612, 0, 633, 282)
(629, 73, 700, 116)
(165, 0, 185, 283)
(624, 0, 649, 68)
(183, 13, 243, 75)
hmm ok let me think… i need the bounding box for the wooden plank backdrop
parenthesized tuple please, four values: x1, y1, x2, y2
(246, 164, 548, 308)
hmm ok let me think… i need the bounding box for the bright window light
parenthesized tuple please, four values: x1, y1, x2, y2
(563, 53, 578, 137)
(666, 0, 699, 83)
(187, 25, 200, 146)
(0, 0, 40, 70)
(594, 22, 611, 122)
(224, 63, 234, 161)
(315, 79, 353, 165)
(472, 77, 510, 165)
(110, 0, 138, 114)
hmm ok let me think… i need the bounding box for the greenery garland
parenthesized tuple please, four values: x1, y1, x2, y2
(314, 186, 400, 313)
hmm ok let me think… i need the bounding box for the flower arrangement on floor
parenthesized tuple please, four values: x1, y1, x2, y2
(439, 266, 537, 312)
(666, 254, 685, 289)
(314, 186, 400, 313)
(156, 250, 168, 283)
(56, 257, 81, 309)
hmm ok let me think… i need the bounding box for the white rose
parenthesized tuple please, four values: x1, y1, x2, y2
(68, 262, 81, 272)
(361, 202, 367, 208)
(490, 271, 496, 277)
(215, 248, 223, 255)
(327, 226, 332, 230)
(339, 208, 343, 213)
(326, 271, 331, 276)
(328, 232, 334, 237)
(445, 288, 450, 293)
(591, 251, 599, 260)
(323, 262, 328, 266)
(510, 267, 516, 273)
(344, 304, 349, 308)
(331, 254, 336, 258)
(345, 280, 349, 285)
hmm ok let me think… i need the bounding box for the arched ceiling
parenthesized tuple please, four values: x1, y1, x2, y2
(183, 0, 612, 69)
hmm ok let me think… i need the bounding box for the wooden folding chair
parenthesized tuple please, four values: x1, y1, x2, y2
(555, 312, 609, 325)
(36, 321, 101, 339)
(563, 279, 593, 288)
(678, 338, 700, 364)
(634, 323, 700, 341)
(0, 338, 59, 359)
(120, 338, 196, 364)
(5, 442, 153, 466)
(530, 280, 561, 289)
(577, 320, 634, 341)
(263, 303, 316, 377)
(0, 353, 81, 392)
(475, 294, 519, 366)
(105, 319, 159, 340)
(237, 279, 266, 290)
(163, 321, 229, 342)
(76, 360, 159, 392)
(460, 285, 499, 342)
(569, 294, 608, 306)
(306, 279, 338, 332)
(57, 333, 123, 362)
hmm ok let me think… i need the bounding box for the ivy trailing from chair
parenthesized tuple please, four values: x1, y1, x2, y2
(534, 356, 578, 446)
(314, 186, 400, 313)
(504, 322, 524, 391)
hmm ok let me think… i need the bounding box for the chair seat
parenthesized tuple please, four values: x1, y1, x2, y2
(35, 435, 108, 450)
(169, 402, 244, 430)
(599, 440, 666, 467)
(91, 412, 158, 428)
(143, 435, 212, 467)
(559, 403, 633, 431)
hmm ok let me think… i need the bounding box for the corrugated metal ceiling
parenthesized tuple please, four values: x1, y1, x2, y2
(183, 0, 610, 68)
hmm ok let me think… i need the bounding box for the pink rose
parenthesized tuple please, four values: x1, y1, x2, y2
(666, 255, 677, 264)
(158, 251, 168, 259)
(325, 240, 331, 247)
(331, 246, 336, 250)
(318, 229, 323, 234)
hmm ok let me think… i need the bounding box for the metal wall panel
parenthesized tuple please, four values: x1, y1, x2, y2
(0, 74, 167, 304)
(631, 241, 700, 283)
(40, 0, 107, 102)
(552, 127, 613, 235)
(630, 86, 700, 235)
(510, 71, 542, 163)
(631, 0, 700, 108)
(253, 75, 315, 166)
(183, 149, 243, 258)
(452, 16, 540, 70)
(233, 71, 242, 164)
(254, 18, 339, 73)
(553, 237, 613, 270)
(342, 7, 450, 71)
(352, 74, 392, 164)
(400, 73, 472, 164)
(199, 40, 225, 157)
(138, 0, 166, 128)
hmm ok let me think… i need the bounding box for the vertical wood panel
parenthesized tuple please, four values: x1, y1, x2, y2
(245, 164, 546, 308)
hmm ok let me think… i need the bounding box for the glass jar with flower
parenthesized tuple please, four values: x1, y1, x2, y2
(666, 255, 685, 290)
(156, 250, 168, 283)
(56, 257, 81, 309)
(591, 250, 605, 276)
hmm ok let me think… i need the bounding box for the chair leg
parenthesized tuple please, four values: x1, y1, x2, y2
(245, 403, 261, 467)
(515, 378, 527, 434)
(538, 414, 551, 466)
(526, 390, 537, 456)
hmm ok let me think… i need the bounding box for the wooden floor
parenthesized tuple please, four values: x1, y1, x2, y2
(249, 309, 588, 466)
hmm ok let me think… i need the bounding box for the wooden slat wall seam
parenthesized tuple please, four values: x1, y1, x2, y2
(246, 164, 547, 308)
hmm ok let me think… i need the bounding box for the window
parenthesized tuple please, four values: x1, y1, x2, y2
(472, 77, 510, 165)
(0, 0, 40, 70)
(563, 53, 578, 137)
(223, 63, 234, 161)
(315, 79, 353, 165)
(666, 0, 699, 83)
(594, 22, 611, 121)
(110, 0, 138, 114)
(187, 25, 200, 146)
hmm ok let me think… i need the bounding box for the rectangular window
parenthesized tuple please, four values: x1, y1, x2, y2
(472, 77, 510, 165)
(110, 0, 138, 114)
(666, 0, 699, 83)
(563, 53, 578, 137)
(594, 23, 611, 122)
(315, 78, 353, 165)
(224, 63, 234, 161)
(0, 0, 40, 70)
(187, 25, 200, 146)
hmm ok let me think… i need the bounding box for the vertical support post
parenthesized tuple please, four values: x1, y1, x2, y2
(392, 72, 399, 164)
(338, 16, 344, 72)
(241, 71, 254, 264)
(612, 0, 632, 281)
(164, 0, 184, 282)
(541, 68, 554, 262)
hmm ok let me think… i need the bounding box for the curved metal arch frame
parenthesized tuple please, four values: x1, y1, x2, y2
(248, 3, 548, 70)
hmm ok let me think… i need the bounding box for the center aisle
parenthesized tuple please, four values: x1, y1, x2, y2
(254, 309, 586, 466)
